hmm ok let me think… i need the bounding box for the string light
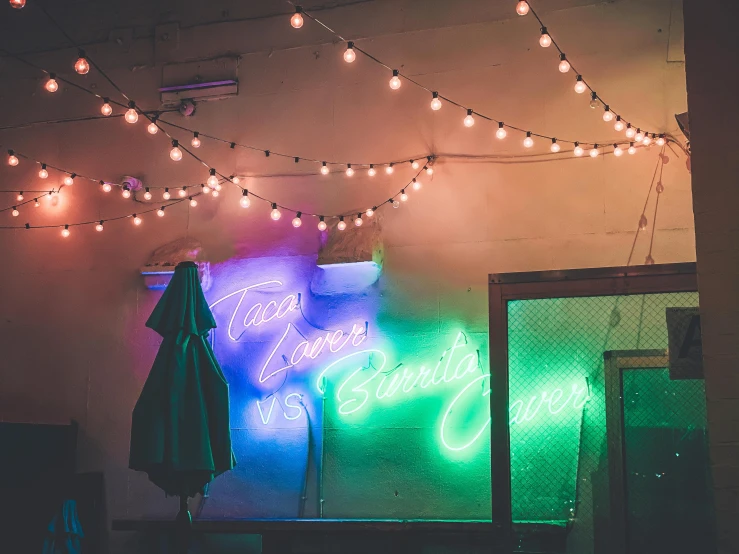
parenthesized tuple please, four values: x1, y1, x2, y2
(179, 187, 187, 198)
(125, 102, 138, 124)
(392, 200, 400, 208)
(344, 42, 356, 63)
(157, 207, 165, 217)
(95, 221, 104, 232)
(290, 6, 304, 28)
(602, 106, 614, 122)
(63, 173, 76, 186)
(430, 92, 442, 111)
(496, 122, 507, 139)
(463, 109, 475, 127)
(191, 132, 201, 148)
(74, 49, 90, 74)
(385, 163, 394, 175)
(400, 189, 408, 202)
(613, 144, 623, 157)
(231, 176, 240, 185)
(425, 164, 433, 176)
(635, 129, 644, 142)
(10, 0, 26, 8)
(550, 138, 560, 153)
(539, 27, 551, 47)
(292, 212, 303, 228)
(201, 184, 210, 195)
(34, 199, 40, 207)
(412, 178, 422, 191)
(643, 134, 653, 146)
(147, 120, 159, 134)
(61, 225, 70, 238)
(366, 207, 375, 217)
(574, 76, 587, 94)
(656, 135, 666, 146)
(346, 164, 354, 177)
(207, 169, 219, 188)
(170, 140, 183, 161)
(101, 98, 112, 116)
(354, 214, 363, 227)
(39, 164, 48, 178)
(523, 132, 534, 148)
(7, 150, 19, 166)
(614, 116, 624, 132)
(638, 214, 648, 231)
(589, 92, 599, 109)
(189, 197, 197, 207)
(240, 190, 251, 208)
(656, 181, 664, 194)
(163, 188, 170, 200)
(558, 54, 570, 73)
(122, 186, 131, 199)
(337, 216, 347, 231)
(389, 70, 401, 90)
(368, 165, 376, 177)
(625, 124, 636, 139)
(133, 214, 142, 226)
(573, 142, 584, 157)
(628, 143, 637, 155)
(589, 145, 599, 158)
(318, 216, 327, 231)
(320, 162, 330, 175)
(516, 1, 530, 15)
(102, 182, 112, 192)
(270, 203, 281, 221)
(143, 187, 152, 200)
(411, 160, 420, 169)
(16, 192, 23, 202)
(45, 73, 59, 93)
(12, 207, 19, 217)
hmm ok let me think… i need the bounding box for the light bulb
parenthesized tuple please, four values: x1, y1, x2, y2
(61, 225, 70, 238)
(74, 51, 90, 75)
(643, 135, 653, 146)
(39, 165, 48, 179)
(426, 166, 434, 176)
(412, 178, 422, 191)
(550, 139, 560, 153)
(656, 181, 664, 193)
(463, 109, 475, 127)
(496, 123, 507, 139)
(125, 103, 138, 124)
(163, 188, 170, 200)
(45, 74, 59, 93)
(558, 55, 570, 73)
(101, 99, 112, 116)
(320, 162, 330, 175)
(430, 92, 442, 111)
(368, 165, 376, 177)
(10, 0, 26, 8)
(292, 213, 303, 228)
(147, 122, 158, 134)
(232, 176, 240, 185)
(628, 143, 637, 155)
(318, 217, 327, 231)
(355, 215, 363, 227)
(7, 151, 18, 166)
(122, 187, 131, 199)
(574, 76, 587, 94)
(190, 197, 198, 207)
(346, 165, 354, 177)
(614, 117, 625, 132)
(16, 192, 23, 202)
(63, 174, 75, 186)
(12, 207, 19, 217)
(400, 190, 408, 202)
(34, 199, 40, 207)
(271, 204, 281, 221)
(366, 208, 375, 217)
(201, 185, 211, 195)
(179, 187, 187, 198)
(589, 92, 599, 109)
(523, 132, 534, 148)
(574, 143, 584, 157)
(635, 130, 644, 142)
(95, 222, 104, 232)
(638, 214, 648, 231)
(157, 208, 165, 217)
(411, 160, 420, 169)
(590, 145, 599, 158)
(143, 188, 152, 200)
(133, 215, 142, 225)
(170, 141, 183, 161)
(389, 70, 401, 90)
(385, 164, 394, 175)
(337, 218, 347, 231)
(539, 28, 552, 48)
(392, 200, 400, 208)
(516, 1, 529, 15)
(344, 42, 356, 63)
(240, 192, 251, 208)
(207, 170, 219, 188)
(102, 183, 112, 192)
(644, 255, 655, 265)
(191, 133, 201, 148)
(656, 135, 666, 146)
(603, 108, 613, 122)
(614, 145, 623, 157)
(290, 7, 304, 28)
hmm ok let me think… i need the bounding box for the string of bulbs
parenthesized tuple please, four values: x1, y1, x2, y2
(288, 0, 669, 155)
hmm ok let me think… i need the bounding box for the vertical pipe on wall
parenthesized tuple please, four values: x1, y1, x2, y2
(320, 376, 326, 519)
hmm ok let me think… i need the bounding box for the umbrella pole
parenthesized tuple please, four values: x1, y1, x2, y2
(175, 495, 192, 554)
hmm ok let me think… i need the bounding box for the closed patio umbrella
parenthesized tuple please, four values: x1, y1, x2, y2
(129, 261, 235, 540)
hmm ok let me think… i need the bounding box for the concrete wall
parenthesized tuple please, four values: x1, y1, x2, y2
(0, 1, 695, 552)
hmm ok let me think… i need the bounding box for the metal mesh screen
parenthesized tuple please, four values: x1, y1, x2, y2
(507, 292, 713, 554)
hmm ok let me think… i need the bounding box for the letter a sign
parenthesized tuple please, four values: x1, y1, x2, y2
(666, 307, 703, 379)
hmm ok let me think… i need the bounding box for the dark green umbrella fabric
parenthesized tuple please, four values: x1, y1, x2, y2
(130, 261, 236, 498)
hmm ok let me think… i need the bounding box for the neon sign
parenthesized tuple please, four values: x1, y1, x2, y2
(210, 280, 589, 454)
